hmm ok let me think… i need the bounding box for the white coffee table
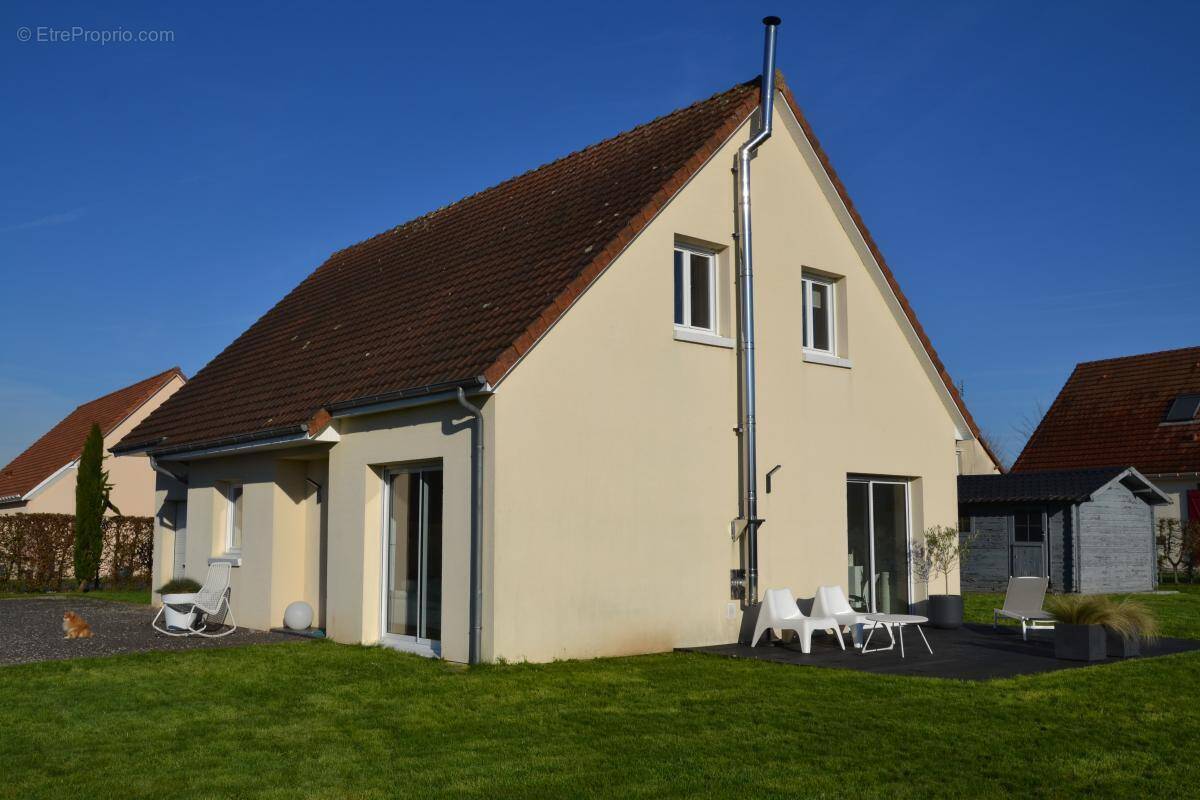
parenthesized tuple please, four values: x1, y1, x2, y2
(861, 613, 933, 658)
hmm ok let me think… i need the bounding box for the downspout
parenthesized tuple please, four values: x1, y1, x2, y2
(455, 388, 485, 664)
(149, 455, 187, 486)
(735, 16, 781, 606)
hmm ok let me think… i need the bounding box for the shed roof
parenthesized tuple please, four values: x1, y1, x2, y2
(958, 467, 1169, 506)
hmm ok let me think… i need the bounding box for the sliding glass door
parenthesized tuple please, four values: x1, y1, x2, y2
(383, 466, 443, 653)
(846, 478, 911, 613)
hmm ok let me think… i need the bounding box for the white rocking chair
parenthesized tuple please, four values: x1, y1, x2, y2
(152, 562, 237, 638)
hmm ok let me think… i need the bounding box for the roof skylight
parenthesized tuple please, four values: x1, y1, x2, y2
(1164, 394, 1200, 423)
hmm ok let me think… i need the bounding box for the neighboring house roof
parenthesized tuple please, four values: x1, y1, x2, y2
(1012, 346, 1200, 475)
(116, 74, 995, 465)
(958, 466, 1169, 505)
(0, 368, 185, 504)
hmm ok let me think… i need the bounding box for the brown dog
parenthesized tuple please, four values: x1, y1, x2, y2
(62, 611, 93, 639)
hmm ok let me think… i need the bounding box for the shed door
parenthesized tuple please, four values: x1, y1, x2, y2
(1010, 510, 1048, 578)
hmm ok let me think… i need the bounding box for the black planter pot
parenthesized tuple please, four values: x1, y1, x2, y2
(1105, 628, 1141, 658)
(1055, 623, 1106, 661)
(927, 594, 964, 629)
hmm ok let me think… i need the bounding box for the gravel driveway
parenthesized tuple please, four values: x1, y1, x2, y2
(0, 597, 295, 666)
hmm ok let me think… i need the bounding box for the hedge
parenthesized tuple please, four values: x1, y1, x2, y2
(0, 513, 153, 591)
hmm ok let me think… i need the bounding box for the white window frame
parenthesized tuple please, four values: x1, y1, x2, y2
(674, 244, 717, 335)
(224, 484, 243, 555)
(802, 274, 837, 355)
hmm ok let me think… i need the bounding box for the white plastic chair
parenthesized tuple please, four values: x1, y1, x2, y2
(994, 576, 1054, 640)
(152, 561, 237, 638)
(751, 588, 845, 653)
(812, 585, 874, 648)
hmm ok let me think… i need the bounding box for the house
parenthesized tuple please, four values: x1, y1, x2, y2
(958, 467, 1169, 593)
(0, 368, 186, 517)
(1012, 346, 1200, 529)
(114, 54, 1000, 662)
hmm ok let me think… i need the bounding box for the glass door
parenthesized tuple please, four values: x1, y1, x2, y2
(383, 467, 443, 653)
(846, 478, 911, 613)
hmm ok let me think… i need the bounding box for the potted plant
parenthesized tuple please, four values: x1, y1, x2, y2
(1103, 598, 1159, 658)
(156, 578, 202, 631)
(1046, 595, 1159, 661)
(912, 525, 975, 629)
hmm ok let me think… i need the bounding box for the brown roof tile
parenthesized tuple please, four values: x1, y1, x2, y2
(117, 75, 993, 462)
(0, 368, 185, 502)
(1012, 346, 1200, 475)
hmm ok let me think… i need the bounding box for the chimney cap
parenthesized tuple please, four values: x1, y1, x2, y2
(762, 16, 782, 26)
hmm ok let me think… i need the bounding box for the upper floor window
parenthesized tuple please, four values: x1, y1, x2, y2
(802, 274, 836, 354)
(1164, 395, 1200, 423)
(225, 484, 244, 553)
(674, 245, 716, 334)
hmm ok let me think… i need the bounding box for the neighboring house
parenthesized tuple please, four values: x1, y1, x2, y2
(114, 71, 999, 664)
(1012, 346, 1200, 529)
(958, 467, 1168, 594)
(0, 368, 186, 517)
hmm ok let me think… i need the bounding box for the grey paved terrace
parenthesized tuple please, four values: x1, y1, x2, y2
(0, 597, 295, 666)
(680, 622, 1200, 680)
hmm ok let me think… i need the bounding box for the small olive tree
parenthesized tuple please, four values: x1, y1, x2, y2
(912, 525, 975, 597)
(1157, 518, 1187, 584)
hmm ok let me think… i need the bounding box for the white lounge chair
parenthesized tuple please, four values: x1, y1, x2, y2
(994, 576, 1054, 641)
(152, 562, 237, 638)
(751, 588, 845, 654)
(812, 585, 874, 648)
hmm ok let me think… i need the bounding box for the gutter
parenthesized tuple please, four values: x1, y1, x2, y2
(112, 424, 309, 457)
(328, 377, 488, 417)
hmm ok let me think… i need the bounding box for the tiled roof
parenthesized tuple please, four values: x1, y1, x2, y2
(116, 74, 995, 464)
(1012, 346, 1200, 475)
(958, 467, 1129, 504)
(0, 368, 184, 503)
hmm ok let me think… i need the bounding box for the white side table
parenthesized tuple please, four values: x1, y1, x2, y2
(862, 613, 933, 658)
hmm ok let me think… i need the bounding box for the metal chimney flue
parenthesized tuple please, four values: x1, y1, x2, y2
(735, 16, 780, 608)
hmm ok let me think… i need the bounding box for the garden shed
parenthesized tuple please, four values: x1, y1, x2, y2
(958, 467, 1169, 594)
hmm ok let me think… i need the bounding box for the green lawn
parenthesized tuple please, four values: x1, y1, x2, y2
(3, 633, 1200, 798)
(0, 588, 150, 604)
(965, 584, 1200, 639)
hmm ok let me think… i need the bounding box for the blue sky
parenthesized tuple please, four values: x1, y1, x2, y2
(1, 1, 1197, 468)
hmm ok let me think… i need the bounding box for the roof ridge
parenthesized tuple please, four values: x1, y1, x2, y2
(323, 77, 763, 264)
(73, 366, 184, 414)
(1076, 345, 1200, 367)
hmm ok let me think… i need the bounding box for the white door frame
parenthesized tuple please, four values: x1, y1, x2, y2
(848, 477, 913, 613)
(379, 463, 442, 658)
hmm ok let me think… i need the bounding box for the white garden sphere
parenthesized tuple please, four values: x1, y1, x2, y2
(284, 601, 314, 631)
